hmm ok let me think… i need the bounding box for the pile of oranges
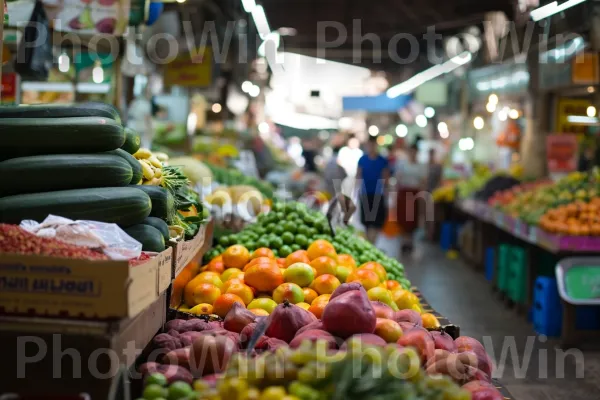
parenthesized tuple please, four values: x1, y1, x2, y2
(539, 199, 600, 236)
(178, 239, 435, 327)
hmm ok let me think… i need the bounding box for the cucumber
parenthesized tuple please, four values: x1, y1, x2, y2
(0, 154, 133, 196)
(124, 224, 166, 252)
(141, 217, 170, 241)
(0, 187, 151, 226)
(0, 117, 125, 157)
(0, 102, 121, 124)
(108, 149, 143, 184)
(121, 128, 141, 154)
(131, 185, 175, 222)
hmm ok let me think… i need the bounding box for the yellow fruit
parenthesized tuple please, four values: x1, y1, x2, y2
(421, 313, 441, 329)
(392, 289, 420, 310)
(296, 302, 311, 311)
(221, 268, 244, 282)
(189, 303, 214, 315)
(367, 287, 394, 305)
(259, 386, 287, 400)
(247, 298, 278, 314)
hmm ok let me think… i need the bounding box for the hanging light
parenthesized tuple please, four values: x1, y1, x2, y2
(473, 116, 484, 130)
(368, 125, 379, 136)
(498, 108, 508, 121)
(438, 122, 449, 138)
(509, 109, 520, 119)
(587, 106, 597, 118)
(242, 81, 253, 93)
(486, 102, 497, 113)
(488, 93, 499, 104)
(58, 53, 70, 73)
(258, 122, 269, 134)
(415, 115, 428, 127)
(249, 85, 260, 97)
(395, 124, 408, 137)
(92, 63, 104, 84)
(212, 103, 222, 113)
(424, 107, 435, 118)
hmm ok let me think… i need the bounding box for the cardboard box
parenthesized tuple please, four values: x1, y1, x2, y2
(172, 219, 214, 277)
(0, 247, 172, 319)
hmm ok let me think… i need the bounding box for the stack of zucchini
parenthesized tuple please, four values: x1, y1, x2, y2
(0, 103, 171, 253)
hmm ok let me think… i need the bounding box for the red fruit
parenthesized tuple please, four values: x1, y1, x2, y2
(162, 347, 191, 368)
(464, 347, 494, 376)
(197, 329, 240, 349)
(371, 301, 395, 319)
(240, 323, 257, 348)
(393, 310, 423, 326)
(223, 302, 257, 333)
(322, 289, 376, 338)
(398, 322, 428, 334)
(462, 380, 495, 393)
(265, 300, 317, 343)
(397, 330, 435, 363)
(430, 331, 457, 352)
(178, 331, 205, 347)
(470, 388, 504, 400)
(295, 320, 325, 337)
(330, 282, 363, 300)
(139, 362, 193, 385)
(341, 333, 387, 349)
(255, 337, 288, 351)
(455, 336, 485, 353)
(463, 366, 493, 384)
(190, 334, 237, 377)
(289, 330, 338, 349)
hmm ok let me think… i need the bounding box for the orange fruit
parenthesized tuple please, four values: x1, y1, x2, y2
(222, 277, 244, 293)
(303, 288, 319, 304)
(205, 258, 225, 274)
(367, 287, 394, 305)
(225, 281, 255, 305)
(188, 283, 221, 306)
(208, 255, 223, 267)
(213, 293, 246, 317)
(251, 247, 275, 260)
(284, 263, 315, 287)
(221, 268, 244, 282)
(276, 258, 286, 266)
(189, 303, 214, 316)
(308, 294, 331, 318)
(392, 289, 420, 310)
(337, 254, 357, 268)
(346, 269, 380, 290)
(359, 262, 387, 282)
(222, 245, 250, 269)
(285, 250, 311, 267)
(247, 298, 278, 314)
(243, 257, 276, 272)
(296, 302, 311, 311)
(336, 265, 354, 283)
(272, 283, 304, 304)
(310, 256, 337, 277)
(244, 263, 284, 292)
(374, 318, 403, 343)
(307, 240, 338, 261)
(310, 274, 341, 295)
(421, 313, 441, 329)
(385, 280, 401, 291)
(249, 308, 270, 316)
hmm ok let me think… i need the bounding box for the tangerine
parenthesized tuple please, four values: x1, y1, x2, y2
(251, 247, 275, 260)
(285, 250, 311, 267)
(346, 269, 380, 290)
(276, 258, 286, 266)
(374, 318, 403, 343)
(385, 280, 401, 291)
(359, 262, 388, 282)
(310, 256, 337, 277)
(302, 288, 319, 304)
(308, 294, 331, 318)
(213, 294, 246, 317)
(221, 268, 244, 282)
(307, 240, 338, 261)
(192, 271, 223, 289)
(222, 277, 244, 293)
(243, 257, 276, 272)
(225, 281, 255, 305)
(310, 274, 341, 295)
(244, 263, 284, 292)
(189, 283, 221, 306)
(337, 254, 357, 268)
(296, 302, 311, 311)
(189, 303, 214, 316)
(205, 258, 225, 274)
(421, 313, 441, 329)
(222, 245, 250, 269)
(392, 289, 420, 310)
(272, 282, 304, 304)
(249, 308, 270, 317)
(283, 263, 315, 287)
(247, 298, 278, 314)
(336, 265, 354, 283)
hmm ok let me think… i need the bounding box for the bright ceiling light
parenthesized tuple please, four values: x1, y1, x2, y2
(387, 52, 473, 98)
(258, 122, 269, 134)
(338, 117, 353, 130)
(488, 94, 498, 104)
(251, 5, 271, 40)
(587, 106, 597, 117)
(473, 116, 484, 130)
(92, 64, 104, 84)
(241, 0, 256, 12)
(424, 107, 435, 118)
(588, 86, 595, 93)
(486, 102, 497, 113)
(498, 109, 508, 121)
(368, 125, 379, 136)
(437, 122, 449, 138)
(241, 81, 253, 93)
(458, 137, 474, 151)
(212, 103, 222, 113)
(530, 0, 587, 22)
(509, 109, 520, 119)
(58, 53, 70, 73)
(395, 124, 408, 137)
(249, 85, 260, 97)
(258, 32, 280, 57)
(567, 115, 599, 124)
(415, 115, 428, 128)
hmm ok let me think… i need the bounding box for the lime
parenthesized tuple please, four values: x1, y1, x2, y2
(295, 234, 309, 247)
(283, 221, 297, 234)
(270, 236, 283, 249)
(256, 226, 267, 236)
(282, 232, 294, 245)
(274, 224, 285, 236)
(218, 236, 230, 247)
(143, 384, 167, 399)
(304, 216, 316, 227)
(266, 223, 277, 233)
(297, 225, 311, 236)
(145, 373, 168, 387)
(287, 212, 299, 221)
(245, 240, 257, 251)
(276, 212, 286, 221)
(291, 244, 302, 252)
(272, 249, 280, 257)
(167, 381, 193, 400)
(273, 202, 284, 212)
(307, 227, 318, 238)
(256, 238, 269, 248)
(279, 245, 293, 258)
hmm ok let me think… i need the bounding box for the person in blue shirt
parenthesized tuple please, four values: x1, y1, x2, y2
(356, 136, 390, 243)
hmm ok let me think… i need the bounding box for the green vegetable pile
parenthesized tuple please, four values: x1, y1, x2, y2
(206, 163, 274, 199)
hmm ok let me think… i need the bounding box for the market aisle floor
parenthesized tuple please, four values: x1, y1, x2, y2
(377, 237, 600, 400)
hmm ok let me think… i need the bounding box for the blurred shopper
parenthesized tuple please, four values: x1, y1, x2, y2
(127, 88, 153, 149)
(427, 148, 442, 193)
(395, 138, 426, 253)
(323, 146, 347, 198)
(357, 136, 390, 243)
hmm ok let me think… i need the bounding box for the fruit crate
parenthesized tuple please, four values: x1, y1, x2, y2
(497, 244, 512, 293)
(507, 246, 527, 305)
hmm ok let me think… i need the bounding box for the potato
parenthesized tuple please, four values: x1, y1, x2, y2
(153, 333, 183, 351)
(139, 362, 193, 384)
(163, 347, 192, 369)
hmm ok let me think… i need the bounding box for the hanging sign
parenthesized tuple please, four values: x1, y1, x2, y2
(572, 52, 599, 85)
(164, 48, 213, 88)
(546, 134, 578, 173)
(41, 0, 131, 35)
(555, 98, 593, 135)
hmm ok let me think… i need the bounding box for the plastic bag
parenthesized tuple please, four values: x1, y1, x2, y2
(14, 0, 52, 81)
(21, 215, 142, 260)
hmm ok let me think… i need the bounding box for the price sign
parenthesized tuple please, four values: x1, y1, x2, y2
(557, 258, 600, 305)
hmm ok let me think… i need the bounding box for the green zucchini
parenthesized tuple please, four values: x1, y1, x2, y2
(130, 185, 175, 222)
(124, 224, 166, 252)
(0, 187, 151, 226)
(0, 154, 133, 196)
(1, 117, 125, 157)
(108, 149, 143, 184)
(141, 217, 170, 242)
(121, 128, 141, 154)
(0, 102, 121, 124)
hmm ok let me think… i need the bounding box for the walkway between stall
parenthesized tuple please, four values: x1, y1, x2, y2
(395, 242, 600, 400)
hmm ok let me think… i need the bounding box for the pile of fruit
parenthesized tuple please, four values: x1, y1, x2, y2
(488, 180, 551, 208)
(432, 184, 455, 203)
(206, 202, 407, 285)
(140, 282, 502, 400)
(0, 102, 207, 253)
(539, 199, 600, 236)
(206, 163, 275, 200)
